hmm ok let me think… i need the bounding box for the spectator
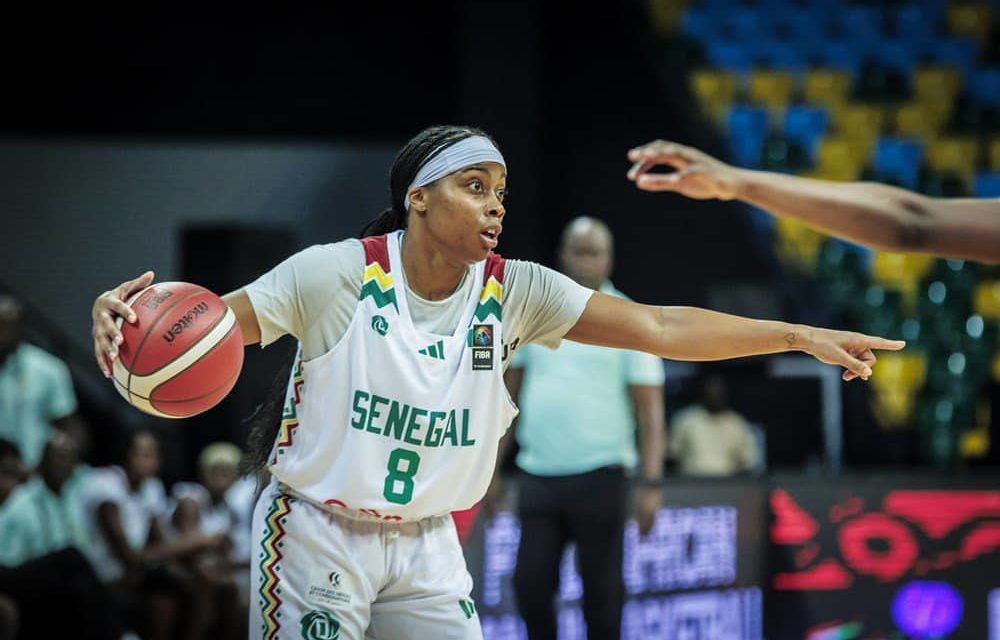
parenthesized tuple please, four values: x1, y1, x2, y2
(669, 373, 761, 476)
(81, 430, 228, 640)
(0, 295, 83, 467)
(0, 433, 122, 639)
(0, 432, 88, 565)
(171, 442, 256, 639)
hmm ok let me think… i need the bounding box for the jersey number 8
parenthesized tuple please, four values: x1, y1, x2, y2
(383, 448, 421, 505)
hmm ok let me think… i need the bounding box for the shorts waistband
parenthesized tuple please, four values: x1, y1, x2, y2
(275, 481, 452, 531)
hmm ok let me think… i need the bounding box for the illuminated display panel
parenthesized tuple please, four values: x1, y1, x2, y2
(769, 477, 1000, 640)
(466, 480, 766, 640)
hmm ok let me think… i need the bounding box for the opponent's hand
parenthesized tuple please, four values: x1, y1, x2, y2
(91, 271, 155, 378)
(799, 327, 906, 382)
(627, 140, 741, 201)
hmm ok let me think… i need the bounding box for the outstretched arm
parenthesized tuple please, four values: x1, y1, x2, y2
(565, 292, 905, 381)
(626, 140, 1000, 264)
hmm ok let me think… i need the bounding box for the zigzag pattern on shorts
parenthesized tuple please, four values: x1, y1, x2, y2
(258, 494, 292, 640)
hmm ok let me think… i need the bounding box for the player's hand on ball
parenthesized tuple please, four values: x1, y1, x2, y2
(799, 328, 906, 382)
(627, 140, 741, 201)
(91, 271, 155, 377)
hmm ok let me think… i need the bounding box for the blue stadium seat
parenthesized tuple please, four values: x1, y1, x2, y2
(756, 40, 809, 71)
(836, 6, 884, 43)
(681, 8, 720, 41)
(894, 3, 941, 40)
(784, 106, 830, 158)
(698, 0, 747, 9)
(725, 7, 769, 41)
(973, 172, 1000, 197)
(811, 39, 866, 75)
(773, 8, 831, 42)
(928, 38, 979, 72)
(728, 106, 770, 168)
(873, 138, 924, 189)
(967, 68, 1000, 107)
(706, 39, 754, 72)
(873, 39, 922, 73)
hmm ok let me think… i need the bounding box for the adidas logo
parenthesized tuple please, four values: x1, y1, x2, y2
(418, 340, 446, 361)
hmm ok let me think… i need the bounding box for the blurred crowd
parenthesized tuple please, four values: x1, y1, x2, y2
(0, 294, 257, 640)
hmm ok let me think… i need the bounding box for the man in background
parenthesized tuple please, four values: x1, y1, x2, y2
(489, 217, 666, 640)
(669, 373, 761, 476)
(0, 295, 83, 467)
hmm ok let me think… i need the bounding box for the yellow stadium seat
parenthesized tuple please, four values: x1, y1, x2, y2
(914, 67, 962, 103)
(775, 218, 825, 271)
(647, 0, 687, 36)
(832, 104, 884, 141)
(993, 351, 1000, 382)
(690, 69, 736, 111)
(948, 3, 993, 43)
(913, 97, 955, 132)
(816, 136, 871, 179)
(872, 387, 920, 429)
(870, 350, 927, 427)
(804, 69, 851, 107)
(872, 252, 935, 309)
(960, 425, 990, 458)
(871, 351, 928, 392)
(925, 137, 977, 182)
(807, 164, 862, 182)
(894, 103, 942, 140)
(973, 280, 1000, 318)
(962, 400, 994, 457)
(989, 138, 1000, 170)
(749, 70, 795, 113)
(690, 70, 737, 124)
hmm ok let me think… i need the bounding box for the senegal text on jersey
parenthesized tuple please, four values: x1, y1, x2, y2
(349, 390, 477, 448)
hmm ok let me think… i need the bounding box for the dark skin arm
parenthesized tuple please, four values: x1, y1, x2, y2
(631, 384, 665, 536)
(627, 140, 1000, 264)
(566, 293, 904, 382)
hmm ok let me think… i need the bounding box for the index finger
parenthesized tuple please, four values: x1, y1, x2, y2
(629, 141, 681, 161)
(863, 336, 906, 351)
(116, 270, 155, 301)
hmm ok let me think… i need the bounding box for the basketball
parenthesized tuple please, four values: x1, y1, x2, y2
(111, 282, 244, 418)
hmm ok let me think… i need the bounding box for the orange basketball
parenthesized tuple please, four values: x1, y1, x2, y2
(111, 282, 244, 418)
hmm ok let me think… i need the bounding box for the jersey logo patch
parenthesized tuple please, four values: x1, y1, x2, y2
(471, 324, 494, 370)
(300, 610, 340, 640)
(418, 339, 445, 360)
(371, 315, 389, 336)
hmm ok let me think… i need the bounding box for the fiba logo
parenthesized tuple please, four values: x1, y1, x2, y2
(371, 315, 389, 336)
(300, 610, 340, 640)
(472, 324, 494, 347)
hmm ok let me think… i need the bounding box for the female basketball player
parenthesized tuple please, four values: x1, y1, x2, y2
(90, 125, 903, 639)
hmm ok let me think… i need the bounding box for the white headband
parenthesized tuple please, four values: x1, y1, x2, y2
(403, 135, 506, 211)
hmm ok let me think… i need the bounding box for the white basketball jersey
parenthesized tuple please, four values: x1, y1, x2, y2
(268, 231, 517, 522)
